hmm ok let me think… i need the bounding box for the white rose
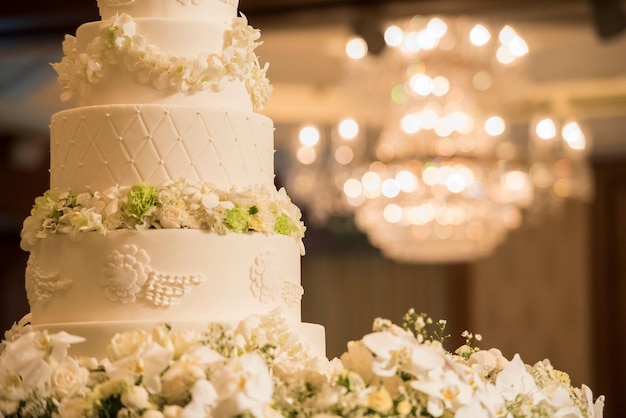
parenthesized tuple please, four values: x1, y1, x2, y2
(107, 329, 151, 362)
(158, 205, 188, 229)
(121, 385, 150, 410)
(50, 357, 89, 398)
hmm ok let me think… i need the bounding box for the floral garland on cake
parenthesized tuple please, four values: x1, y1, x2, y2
(52, 13, 272, 111)
(20, 180, 305, 253)
(0, 310, 604, 418)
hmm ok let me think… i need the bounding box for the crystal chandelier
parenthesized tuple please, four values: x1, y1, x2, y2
(283, 16, 592, 263)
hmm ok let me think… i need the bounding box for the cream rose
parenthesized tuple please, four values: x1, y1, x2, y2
(158, 205, 189, 229)
(50, 357, 89, 398)
(107, 329, 151, 362)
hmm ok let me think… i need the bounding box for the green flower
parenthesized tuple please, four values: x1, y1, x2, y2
(274, 212, 297, 237)
(224, 205, 253, 232)
(123, 184, 157, 221)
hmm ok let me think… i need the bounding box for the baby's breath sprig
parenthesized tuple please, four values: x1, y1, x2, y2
(456, 330, 483, 360)
(401, 309, 431, 342)
(432, 319, 451, 345)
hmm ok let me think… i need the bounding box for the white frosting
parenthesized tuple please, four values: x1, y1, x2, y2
(98, 0, 239, 20)
(50, 105, 274, 193)
(29, 229, 303, 325)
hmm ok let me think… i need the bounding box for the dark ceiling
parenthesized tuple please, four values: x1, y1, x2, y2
(1, 0, 624, 44)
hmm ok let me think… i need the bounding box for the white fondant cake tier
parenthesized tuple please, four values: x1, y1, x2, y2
(50, 105, 274, 193)
(27, 230, 303, 326)
(32, 320, 326, 360)
(97, 0, 238, 20)
(72, 18, 252, 110)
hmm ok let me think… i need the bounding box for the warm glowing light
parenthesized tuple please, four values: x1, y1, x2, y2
(409, 73, 434, 96)
(403, 31, 420, 52)
(485, 116, 505, 136)
(401, 113, 422, 134)
(432, 76, 450, 96)
(346, 36, 368, 59)
(422, 165, 440, 186)
(419, 108, 439, 129)
(562, 121, 586, 150)
(383, 204, 403, 223)
(362, 171, 381, 191)
(343, 178, 362, 198)
(535, 118, 557, 140)
(503, 170, 529, 191)
(496, 44, 515, 64)
(296, 146, 317, 165)
(508, 36, 529, 56)
(334, 145, 354, 165)
(384, 25, 404, 46)
(434, 117, 453, 137)
(499, 25, 517, 45)
(446, 172, 467, 193)
(426, 18, 448, 38)
(469, 24, 491, 46)
(299, 125, 320, 146)
(396, 170, 417, 191)
(338, 118, 359, 139)
(449, 111, 471, 133)
(381, 179, 401, 198)
(473, 71, 492, 91)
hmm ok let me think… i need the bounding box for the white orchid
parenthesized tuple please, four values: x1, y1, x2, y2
(0, 311, 604, 417)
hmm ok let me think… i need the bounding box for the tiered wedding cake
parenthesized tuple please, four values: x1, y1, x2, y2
(18, 0, 325, 358)
(1, 2, 606, 417)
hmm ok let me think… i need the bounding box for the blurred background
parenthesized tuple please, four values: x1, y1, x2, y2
(0, 0, 625, 416)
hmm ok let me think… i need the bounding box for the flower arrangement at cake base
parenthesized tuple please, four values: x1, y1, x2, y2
(0, 310, 604, 418)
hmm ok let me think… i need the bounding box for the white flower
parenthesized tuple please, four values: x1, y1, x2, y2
(157, 205, 189, 229)
(495, 354, 542, 403)
(340, 340, 376, 384)
(50, 357, 89, 398)
(212, 353, 273, 417)
(161, 346, 222, 404)
(169, 328, 201, 359)
(105, 341, 173, 394)
(467, 348, 509, 379)
(121, 385, 150, 410)
(2, 314, 33, 345)
(181, 379, 217, 418)
(107, 329, 151, 362)
(362, 330, 445, 377)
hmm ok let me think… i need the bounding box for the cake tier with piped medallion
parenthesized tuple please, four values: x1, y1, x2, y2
(17, 0, 325, 360)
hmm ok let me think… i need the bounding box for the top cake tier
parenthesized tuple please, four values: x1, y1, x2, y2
(97, 0, 238, 20)
(54, 0, 270, 112)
